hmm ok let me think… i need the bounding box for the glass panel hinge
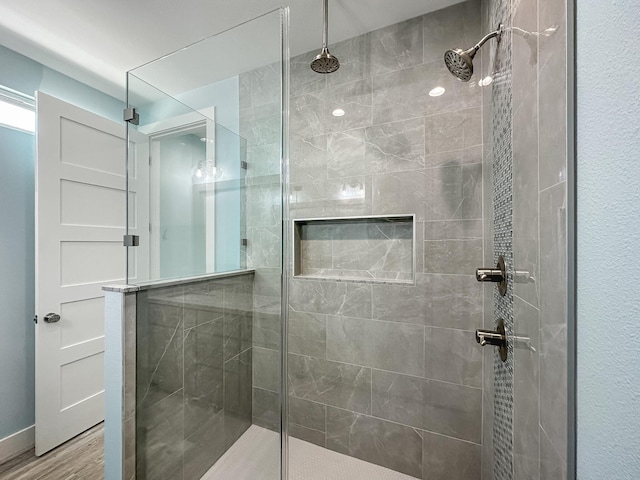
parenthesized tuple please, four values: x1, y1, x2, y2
(123, 107, 139, 125)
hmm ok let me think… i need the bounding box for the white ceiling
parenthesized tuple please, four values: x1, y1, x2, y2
(0, 0, 463, 100)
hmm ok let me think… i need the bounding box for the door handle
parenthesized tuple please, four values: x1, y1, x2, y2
(44, 313, 61, 323)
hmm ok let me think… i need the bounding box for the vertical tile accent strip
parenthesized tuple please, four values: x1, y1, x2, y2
(490, 0, 515, 479)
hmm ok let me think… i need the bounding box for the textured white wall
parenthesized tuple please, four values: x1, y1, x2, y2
(577, 1, 640, 478)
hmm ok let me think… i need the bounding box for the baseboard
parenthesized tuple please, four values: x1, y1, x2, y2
(0, 425, 35, 465)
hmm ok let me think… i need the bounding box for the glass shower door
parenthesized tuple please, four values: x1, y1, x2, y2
(124, 8, 288, 480)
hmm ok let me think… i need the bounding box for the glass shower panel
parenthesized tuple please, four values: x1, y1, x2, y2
(126, 74, 246, 284)
(126, 8, 286, 480)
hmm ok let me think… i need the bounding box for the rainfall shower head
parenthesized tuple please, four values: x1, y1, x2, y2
(311, 0, 340, 74)
(444, 24, 503, 82)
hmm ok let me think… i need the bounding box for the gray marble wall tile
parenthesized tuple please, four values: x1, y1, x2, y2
(253, 346, 281, 392)
(141, 302, 184, 404)
(247, 226, 281, 268)
(540, 427, 567, 480)
(424, 327, 482, 387)
(422, 430, 482, 480)
(224, 348, 253, 447)
(245, 143, 281, 186)
(252, 387, 280, 432)
(138, 389, 184, 480)
(513, 88, 540, 308)
(246, 184, 280, 228)
(331, 225, 412, 276)
(372, 61, 481, 125)
(183, 409, 225, 480)
(372, 170, 427, 220)
(291, 135, 328, 183)
(513, 297, 540, 464)
(288, 310, 326, 358)
(326, 316, 425, 376)
(422, 274, 483, 330)
(289, 279, 372, 318)
(288, 354, 372, 414)
(424, 163, 482, 221)
(289, 396, 326, 433)
(371, 370, 482, 443)
(184, 319, 224, 411)
(371, 273, 482, 329)
(512, 0, 538, 112)
(425, 107, 482, 157)
(365, 117, 425, 174)
(239, 62, 280, 110)
(239, 103, 281, 148)
(539, 182, 567, 328)
(538, 32, 567, 191)
(326, 407, 423, 478)
(424, 238, 483, 274)
(424, 219, 483, 241)
(369, 16, 424, 76)
(292, 79, 372, 137)
(425, 145, 483, 168)
(223, 311, 252, 362)
(253, 311, 281, 350)
(424, 275, 483, 330)
(289, 424, 326, 447)
(539, 323, 567, 464)
(327, 129, 366, 178)
(371, 274, 430, 325)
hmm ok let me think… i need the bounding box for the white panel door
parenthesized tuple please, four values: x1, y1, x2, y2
(35, 92, 148, 455)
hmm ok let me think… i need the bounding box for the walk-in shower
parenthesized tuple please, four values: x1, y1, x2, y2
(108, 0, 572, 478)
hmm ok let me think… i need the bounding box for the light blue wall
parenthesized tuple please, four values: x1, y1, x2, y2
(0, 44, 123, 442)
(0, 127, 35, 440)
(577, 2, 640, 478)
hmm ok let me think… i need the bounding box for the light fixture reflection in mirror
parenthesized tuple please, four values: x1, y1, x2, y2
(192, 159, 223, 184)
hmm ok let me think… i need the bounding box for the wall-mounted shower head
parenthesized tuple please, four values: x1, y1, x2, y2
(444, 24, 503, 82)
(311, 0, 340, 74)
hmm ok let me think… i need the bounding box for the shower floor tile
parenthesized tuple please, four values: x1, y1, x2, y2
(202, 425, 418, 480)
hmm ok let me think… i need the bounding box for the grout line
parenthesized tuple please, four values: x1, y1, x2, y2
(287, 352, 483, 390)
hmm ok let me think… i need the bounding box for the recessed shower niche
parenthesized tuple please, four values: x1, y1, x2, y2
(293, 215, 415, 284)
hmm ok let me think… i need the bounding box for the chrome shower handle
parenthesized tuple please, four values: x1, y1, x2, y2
(475, 255, 507, 296)
(475, 318, 507, 362)
(475, 329, 505, 347)
(476, 268, 504, 283)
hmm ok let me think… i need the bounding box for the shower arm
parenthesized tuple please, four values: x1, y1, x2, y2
(470, 24, 504, 54)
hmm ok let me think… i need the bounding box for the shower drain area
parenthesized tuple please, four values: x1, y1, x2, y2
(202, 425, 417, 480)
(293, 215, 415, 285)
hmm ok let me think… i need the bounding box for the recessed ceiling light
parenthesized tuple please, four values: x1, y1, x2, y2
(332, 108, 345, 117)
(429, 86, 446, 97)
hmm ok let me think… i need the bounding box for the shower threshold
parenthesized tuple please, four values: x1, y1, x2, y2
(202, 425, 418, 480)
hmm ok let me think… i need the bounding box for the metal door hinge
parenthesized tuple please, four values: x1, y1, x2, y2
(123, 107, 139, 125)
(123, 234, 140, 247)
(33, 315, 38, 324)
(241, 238, 248, 247)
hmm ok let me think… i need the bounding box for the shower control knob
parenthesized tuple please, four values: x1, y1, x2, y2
(475, 255, 507, 296)
(476, 268, 504, 283)
(475, 318, 507, 362)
